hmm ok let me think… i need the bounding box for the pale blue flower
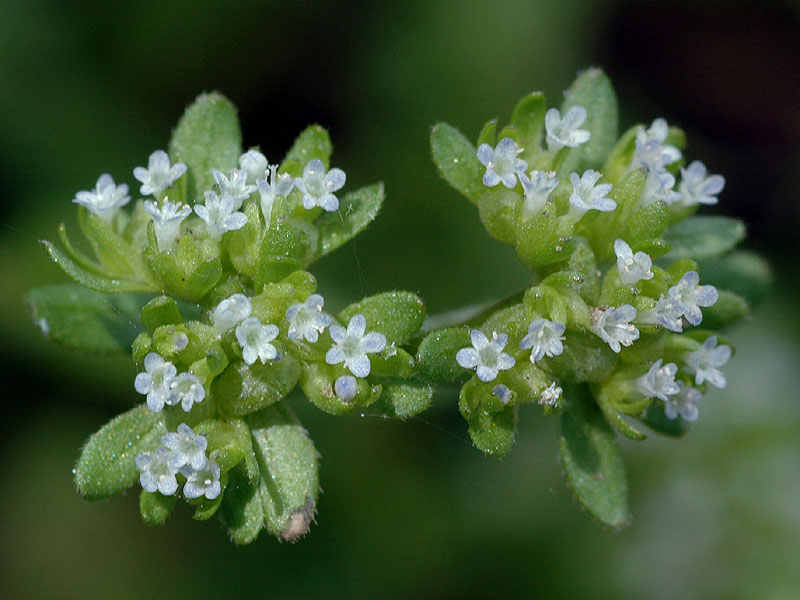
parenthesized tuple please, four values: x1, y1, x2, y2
(236, 316, 280, 365)
(133, 150, 186, 197)
(456, 329, 516, 383)
(212, 168, 256, 209)
(239, 149, 268, 184)
(143, 199, 192, 249)
(519, 170, 559, 220)
(334, 375, 358, 402)
(326, 314, 386, 378)
(592, 305, 639, 353)
(285, 294, 332, 343)
(678, 161, 725, 207)
(161, 423, 208, 472)
(194, 190, 248, 239)
(686, 336, 731, 388)
(212, 293, 252, 335)
(538, 383, 562, 406)
(545, 106, 591, 151)
(633, 118, 682, 170)
(134, 352, 177, 412)
(519, 318, 566, 363)
(476, 137, 528, 189)
(636, 359, 680, 402)
(569, 170, 616, 213)
(667, 271, 718, 327)
(136, 447, 179, 495)
(167, 372, 205, 412)
(295, 159, 346, 212)
(257, 164, 295, 225)
(73, 174, 130, 225)
(182, 457, 221, 500)
(614, 239, 654, 285)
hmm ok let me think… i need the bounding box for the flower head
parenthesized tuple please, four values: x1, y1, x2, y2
(664, 382, 701, 421)
(73, 174, 130, 225)
(143, 199, 192, 249)
(491, 384, 513, 405)
(182, 457, 221, 500)
(194, 190, 249, 239)
(678, 161, 725, 207)
(212, 293, 252, 335)
(239, 149, 268, 184)
(633, 118, 682, 171)
(257, 163, 295, 225)
(161, 423, 208, 472)
(519, 318, 566, 363)
(592, 305, 639, 353)
(134, 352, 177, 412)
(476, 137, 528, 189)
(133, 150, 187, 197)
(136, 447, 179, 496)
(538, 383, 562, 406)
(334, 375, 358, 402)
(519, 170, 559, 220)
(686, 336, 731, 388)
(167, 372, 205, 412)
(639, 293, 685, 333)
(640, 169, 681, 207)
(456, 329, 516, 383)
(325, 314, 386, 378)
(212, 168, 256, 209)
(545, 106, 591, 151)
(614, 239, 654, 285)
(295, 159, 346, 212)
(236, 317, 280, 365)
(285, 294, 332, 343)
(569, 170, 616, 214)
(667, 271, 718, 327)
(636, 359, 680, 402)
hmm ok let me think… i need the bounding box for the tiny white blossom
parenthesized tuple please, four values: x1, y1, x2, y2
(295, 159, 346, 212)
(212, 168, 256, 209)
(614, 239, 654, 285)
(236, 317, 280, 365)
(544, 106, 591, 151)
(476, 137, 528, 189)
(239, 149, 268, 184)
(592, 305, 639, 353)
(334, 375, 359, 402)
(182, 457, 221, 500)
(686, 336, 731, 388)
(167, 372, 205, 412)
(133, 150, 187, 197)
(569, 170, 616, 214)
(136, 447, 179, 495)
(519, 318, 566, 362)
(640, 169, 681, 207)
(194, 190, 248, 239)
(491, 384, 513, 405)
(538, 383, 562, 406)
(636, 359, 680, 402)
(73, 174, 130, 225)
(325, 314, 386, 378)
(212, 293, 252, 335)
(678, 160, 725, 207)
(456, 329, 516, 383)
(664, 382, 701, 421)
(285, 294, 332, 343)
(135, 352, 177, 412)
(633, 118, 682, 170)
(257, 164, 295, 225)
(518, 170, 559, 220)
(161, 423, 208, 472)
(667, 271, 718, 326)
(143, 199, 192, 249)
(638, 293, 685, 332)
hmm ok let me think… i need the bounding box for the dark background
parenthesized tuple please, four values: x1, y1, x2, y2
(1, 1, 799, 598)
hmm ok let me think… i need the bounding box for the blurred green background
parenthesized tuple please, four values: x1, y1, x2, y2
(2, 1, 799, 598)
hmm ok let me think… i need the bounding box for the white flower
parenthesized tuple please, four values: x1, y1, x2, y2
(135, 352, 177, 412)
(334, 375, 358, 402)
(212, 168, 256, 209)
(476, 137, 528, 189)
(614, 239, 654, 285)
(667, 271, 718, 326)
(325, 314, 386, 378)
(73, 174, 130, 225)
(686, 336, 731, 388)
(491, 384, 513, 405)
(136, 447, 179, 495)
(592, 305, 639, 353)
(637, 293, 685, 332)
(538, 383, 562, 406)
(519, 170, 559, 220)
(664, 382, 701, 421)
(678, 161, 725, 207)
(167, 372, 205, 412)
(143, 199, 192, 249)
(182, 457, 221, 500)
(295, 159, 346, 212)
(194, 190, 249, 239)
(456, 329, 516, 383)
(239, 149, 268, 184)
(569, 170, 616, 213)
(636, 359, 680, 402)
(235, 316, 280, 365)
(257, 163, 295, 225)
(640, 169, 681, 207)
(161, 423, 208, 472)
(212, 293, 252, 335)
(519, 318, 566, 362)
(133, 150, 187, 197)
(285, 294, 332, 343)
(633, 118, 682, 170)
(544, 106, 591, 151)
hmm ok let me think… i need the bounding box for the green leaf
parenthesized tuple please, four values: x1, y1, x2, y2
(559, 388, 630, 529)
(459, 377, 517, 457)
(476, 117, 497, 147)
(298, 362, 381, 415)
(430, 122, 485, 206)
(139, 490, 176, 526)
(282, 125, 332, 171)
(75, 405, 166, 500)
(222, 464, 264, 544)
(416, 327, 471, 383)
(663, 216, 746, 260)
(140, 296, 183, 333)
(212, 354, 301, 417)
(372, 378, 433, 418)
(26, 284, 146, 353)
(542, 331, 618, 383)
(339, 290, 425, 344)
(248, 404, 319, 542)
(168, 92, 242, 201)
(315, 183, 384, 259)
(698, 250, 772, 306)
(510, 91, 547, 160)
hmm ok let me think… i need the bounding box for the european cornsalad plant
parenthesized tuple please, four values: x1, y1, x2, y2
(28, 69, 765, 541)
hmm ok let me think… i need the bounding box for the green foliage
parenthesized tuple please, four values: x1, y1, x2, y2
(663, 216, 746, 260)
